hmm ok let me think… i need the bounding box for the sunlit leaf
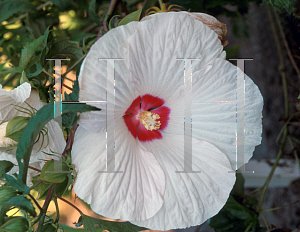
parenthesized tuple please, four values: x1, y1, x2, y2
(0, 196, 36, 225)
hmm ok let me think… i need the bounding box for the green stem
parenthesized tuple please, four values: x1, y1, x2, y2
(276, 112, 300, 145)
(260, 212, 269, 230)
(257, 4, 290, 213)
(103, 0, 119, 30)
(263, 200, 300, 212)
(36, 185, 55, 231)
(288, 137, 300, 170)
(244, 222, 253, 232)
(53, 197, 60, 223)
(257, 127, 288, 212)
(273, 6, 300, 82)
(28, 193, 42, 212)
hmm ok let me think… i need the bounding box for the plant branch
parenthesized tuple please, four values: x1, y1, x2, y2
(28, 193, 42, 212)
(35, 185, 55, 230)
(257, 5, 290, 213)
(288, 137, 300, 170)
(42, 69, 73, 91)
(103, 0, 119, 30)
(263, 200, 300, 212)
(273, 8, 300, 81)
(28, 165, 41, 172)
(260, 212, 269, 230)
(56, 195, 83, 215)
(62, 54, 86, 78)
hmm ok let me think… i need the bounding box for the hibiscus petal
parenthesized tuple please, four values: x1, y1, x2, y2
(127, 12, 224, 101)
(141, 94, 164, 111)
(0, 83, 31, 122)
(191, 58, 263, 169)
(72, 121, 165, 221)
(131, 133, 235, 230)
(123, 114, 139, 138)
(150, 106, 170, 130)
(0, 85, 65, 165)
(125, 96, 141, 115)
(137, 124, 162, 142)
(78, 22, 140, 133)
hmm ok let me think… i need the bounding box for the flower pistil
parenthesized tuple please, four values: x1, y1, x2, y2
(138, 111, 161, 131)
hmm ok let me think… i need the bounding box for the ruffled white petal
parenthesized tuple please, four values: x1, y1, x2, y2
(158, 58, 263, 170)
(130, 134, 235, 230)
(72, 120, 165, 221)
(78, 22, 139, 133)
(0, 83, 31, 121)
(128, 12, 224, 101)
(0, 84, 65, 165)
(190, 58, 263, 169)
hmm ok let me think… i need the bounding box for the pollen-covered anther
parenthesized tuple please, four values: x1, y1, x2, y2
(138, 111, 161, 131)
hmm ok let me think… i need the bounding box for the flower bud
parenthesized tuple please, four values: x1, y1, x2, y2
(5, 116, 30, 143)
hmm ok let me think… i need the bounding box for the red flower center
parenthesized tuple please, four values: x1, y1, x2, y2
(123, 94, 170, 142)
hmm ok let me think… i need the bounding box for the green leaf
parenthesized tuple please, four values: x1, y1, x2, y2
(62, 76, 80, 128)
(232, 173, 244, 195)
(17, 35, 45, 72)
(39, 160, 69, 183)
(0, 0, 33, 23)
(40, 38, 83, 67)
(26, 63, 43, 78)
(209, 195, 258, 232)
(31, 177, 52, 200)
(89, 0, 102, 25)
(118, 8, 142, 26)
(0, 186, 18, 208)
(3, 173, 29, 194)
(108, 15, 120, 30)
(0, 196, 36, 225)
(80, 214, 148, 232)
(5, 116, 30, 142)
(26, 14, 58, 39)
(224, 196, 250, 220)
(40, 222, 57, 232)
(64, 76, 79, 102)
(0, 161, 14, 178)
(16, 102, 101, 184)
(51, 0, 75, 10)
(0, 217, 29, 232)
(55, 177, 70, 197)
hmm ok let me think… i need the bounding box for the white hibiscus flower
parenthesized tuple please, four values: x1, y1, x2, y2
(0, 83, 66, 185)
(71, 12, 263, 230)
